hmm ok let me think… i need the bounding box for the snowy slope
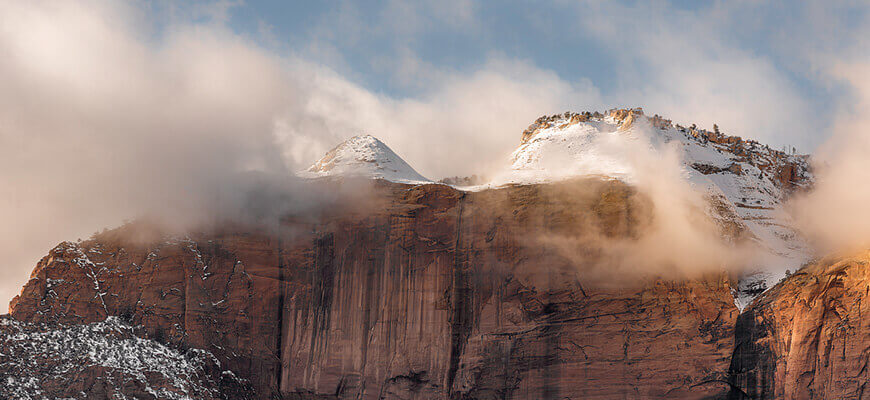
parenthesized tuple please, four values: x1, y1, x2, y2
(498, 110, 812, 308)
(503, 116, 642, 183)
(300, 135, 431, 184)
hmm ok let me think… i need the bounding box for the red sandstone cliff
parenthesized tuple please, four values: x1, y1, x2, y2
(7, 178, 740, 399)
(728, 251, 870, 399)
(8, 175, 867, 400)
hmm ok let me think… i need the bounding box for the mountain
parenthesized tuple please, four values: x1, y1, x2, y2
(300, 134, 431, 184)
(502, 109, 813, 308)
(297, 113, 813, 307)
(4, 109, 859, 400)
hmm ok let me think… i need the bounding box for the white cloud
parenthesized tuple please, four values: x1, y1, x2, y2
(0, 1, 595, 311)
(0, 0, 304, 312)
(789, 61, 870, 253)
(284, 56, 601, 178)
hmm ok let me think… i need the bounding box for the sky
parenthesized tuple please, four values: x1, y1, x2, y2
(1, 0, 869, 312)
(216, 0, 863, 152)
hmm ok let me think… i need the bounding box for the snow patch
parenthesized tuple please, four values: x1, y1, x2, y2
(0, 316, 235, 400)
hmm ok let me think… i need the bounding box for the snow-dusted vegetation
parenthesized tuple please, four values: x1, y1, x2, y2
(0, 316, 234, 400)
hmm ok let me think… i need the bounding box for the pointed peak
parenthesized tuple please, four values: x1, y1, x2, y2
(301, 134, 430, 184)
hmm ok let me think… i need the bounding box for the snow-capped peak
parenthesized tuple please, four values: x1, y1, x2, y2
(300, 134, 431, 184)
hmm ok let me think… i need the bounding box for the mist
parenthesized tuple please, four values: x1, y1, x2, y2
(0, 1, 315, 312)
(0, 1, 603, 311)
(789, 63, 870, 255)
(527, 122, 756, 283)
(603, 129, 752, 278)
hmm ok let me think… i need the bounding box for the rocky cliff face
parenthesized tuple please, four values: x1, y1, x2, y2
(728, 251, 870, 399)
(7, 178, 740, 399)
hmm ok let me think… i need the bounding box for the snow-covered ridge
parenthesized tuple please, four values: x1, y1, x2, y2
(508, 108, 811, 188)
(299, 134, 431, 184)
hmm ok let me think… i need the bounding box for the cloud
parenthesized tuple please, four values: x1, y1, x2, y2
(284, 56, 602, 179)
(529, 122, 755, 283)
(789, 61, 870, 254)
(0, 1, 597, 312)
(568, 1, 818, 152)
(0, 0, 312, 312)
(781, 4, 870, 255)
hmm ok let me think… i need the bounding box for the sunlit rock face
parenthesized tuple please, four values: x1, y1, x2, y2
(729, 252, 870, 400)
(8, 178, 740, 399)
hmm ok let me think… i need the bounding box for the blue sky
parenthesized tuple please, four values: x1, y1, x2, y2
(160, 0, 868, 155)
(219, 1, 854, 97)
